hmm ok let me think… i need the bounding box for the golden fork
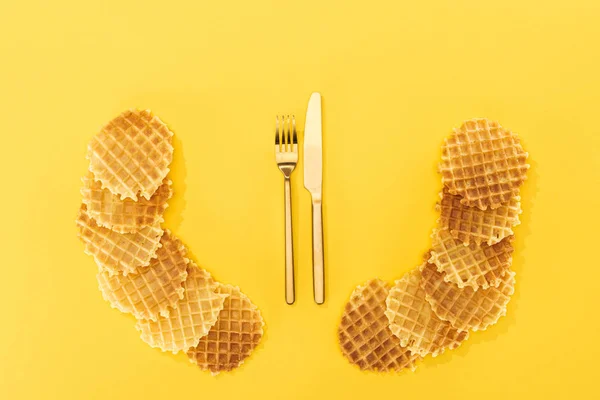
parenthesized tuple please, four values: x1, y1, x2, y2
(275, 115, 298, 305)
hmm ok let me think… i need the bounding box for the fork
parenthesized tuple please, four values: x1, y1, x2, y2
(275, 115, 298, 305)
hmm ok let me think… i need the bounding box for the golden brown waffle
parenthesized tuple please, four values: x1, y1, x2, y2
(187, 285, 264, 374)
(429, 229, 514, 290)
(76, 204, 162, 275)
(385, 269, 468, 357)
(437, 188, 521, 246)
(439, 118, 529, 210)
(338, 279, 420, 372)
(136, 264, 228, 353)
(81, 172, 172, 234)
(420, 262, 515, 331)
(97, 231, 189, 320)
(87, 109, 174, 201)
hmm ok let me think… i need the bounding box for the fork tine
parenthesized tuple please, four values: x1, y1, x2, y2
(275, 116, 280, 147)
(282, 115, 287, 151)
(292, 115, 298, 145)
(282, 117, 289, 151)
(285, 115, 290, 151)
(288, 115, 293, 150)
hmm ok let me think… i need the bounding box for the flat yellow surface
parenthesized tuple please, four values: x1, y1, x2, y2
(1, 1, 599, 399)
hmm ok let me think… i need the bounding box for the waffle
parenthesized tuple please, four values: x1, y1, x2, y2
(136, 264, 228, 353)
(385, 269, 468, 357)
(87, 109, 174, 201)
(81, 172, 172, 234)
(420, 262, 515, 331)
(76, 204, 163, 275)
(97, 231, 189, 320)
(429, 229, 514, 290)
(338, 279, 420, 372)
(187, 285, 264, 374)
(437, 188, 521, 246)
(439, 118, 529, 210)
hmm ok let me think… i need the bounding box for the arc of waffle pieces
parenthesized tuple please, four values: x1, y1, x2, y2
(338, 279, 420, 372)
(336, 117, 528, 372)
(187, 284, 265, 374)
(385, 268, 468, 357)
(420, 262, 516, 332)
(136, 263, 229, 354)
(81, 172, 173, 234)
(439, 118, 529, 210)
(76, 203, 163, 276)
(428, 228, 514, 290)
(87, 109, 174, 201)
(79, 109, 265, 374)
(97, 230, 189, 321)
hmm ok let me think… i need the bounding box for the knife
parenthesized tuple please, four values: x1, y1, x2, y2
(304, 92, 325, 304)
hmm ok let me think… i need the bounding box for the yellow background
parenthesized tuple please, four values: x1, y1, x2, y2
(1, 1, 599, 399)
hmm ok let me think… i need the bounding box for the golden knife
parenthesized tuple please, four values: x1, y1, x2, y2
(303, 92, 325, 304)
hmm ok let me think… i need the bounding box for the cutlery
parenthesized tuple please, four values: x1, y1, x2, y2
(275, 115, 298, 304)
(304, 93, 325, 304)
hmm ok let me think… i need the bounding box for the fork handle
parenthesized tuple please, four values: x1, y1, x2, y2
(284, 178, 295, 304)
(311, 196, 325, 304)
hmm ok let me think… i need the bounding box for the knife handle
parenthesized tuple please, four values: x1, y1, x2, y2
(284, 178, 295, 305)
(311, 197, 325, 304)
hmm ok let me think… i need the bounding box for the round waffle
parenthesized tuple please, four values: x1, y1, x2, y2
(187, 285, 264, 374)
(439, 118, 529, 210)
(385, 269, 468, 357)
(76, 204, 162, 275)
(97, 231, 189, 320)
(420, 262, 516, 332)
(428, 229, 514, 290)
(136, 264, 228, 354)
(81, 172, 172, 234)
(88, 109, 174, 201)
(338, 279, 420, 372)
(437, 188, 521, 246)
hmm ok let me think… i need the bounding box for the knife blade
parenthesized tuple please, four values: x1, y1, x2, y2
(303, 92, 325, 304)
(304, 93, 322, 194)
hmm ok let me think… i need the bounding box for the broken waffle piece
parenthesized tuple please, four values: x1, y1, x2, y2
(187, 285, 264, 374)
(420, 262, 515, 332)
(385, 269, 468, 357)
(338, 279, 420, 372)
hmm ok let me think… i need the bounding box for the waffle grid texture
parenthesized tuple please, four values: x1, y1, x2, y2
(429, 229, 514, 290)
(187, 284, 264, 374)
(437, 188, 521, 246)
(420, 262, 516, 332)
(87, 109, 174, 201)
(136, 265, 229, 353)
(76, 204, 163, 275)
(385, 269, 468, 357)
(338, 279, 420, 372)
(81, 172, 172, 233)
(97, 231, 189, 320)
(439, 118, 529, 210)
